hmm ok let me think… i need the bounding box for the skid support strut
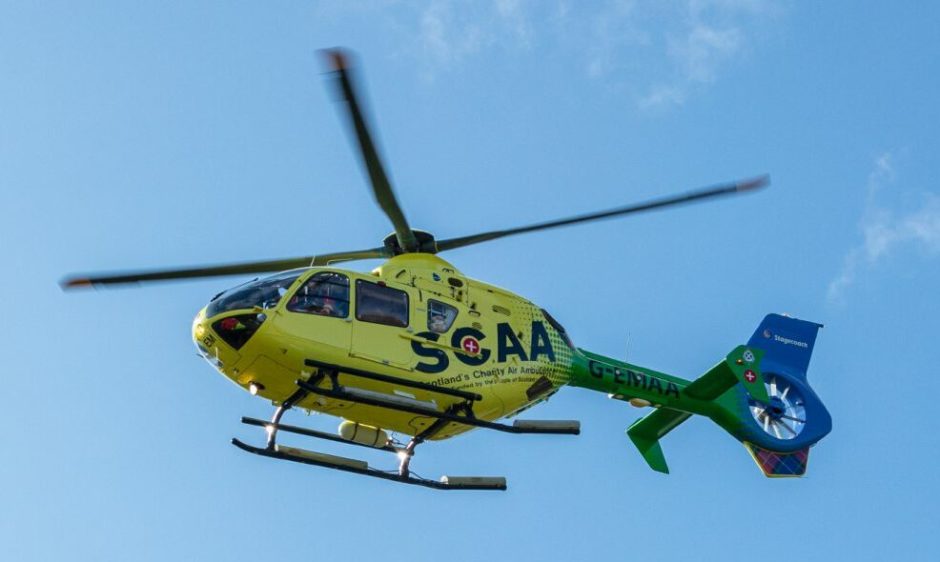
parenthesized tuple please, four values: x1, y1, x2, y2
(264, 371, 325, 450)
(398, 405, 459, 478)
(232, 358, 580, 490)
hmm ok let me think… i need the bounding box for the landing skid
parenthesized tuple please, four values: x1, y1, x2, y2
(231, 359, 580, 490)
(231, 438, 505, 490)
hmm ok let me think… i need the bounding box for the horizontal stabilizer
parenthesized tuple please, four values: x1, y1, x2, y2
(627, 408, 692, 474)
(745, 443, 810, 477)
(683, 361, 737, 401)
(684, 346, 770, 403)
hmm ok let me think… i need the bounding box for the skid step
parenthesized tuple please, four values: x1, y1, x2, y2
(304, 358, 482, 401)
(440, 476, 507, 490)
(297, 379, 581, 435)
(512, 420, 581, 434)
(274, 445, 369, 470)
(343, 387, 438, 410)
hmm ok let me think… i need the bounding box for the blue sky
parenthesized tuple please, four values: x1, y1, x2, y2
(2, 2, 939, 560)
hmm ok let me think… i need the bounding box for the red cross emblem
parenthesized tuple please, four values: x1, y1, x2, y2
(744, 369, 757, 383)
(461, 336, 480, 355)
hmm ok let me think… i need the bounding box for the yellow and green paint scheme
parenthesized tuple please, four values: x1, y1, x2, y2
(193, 253, 831, 476)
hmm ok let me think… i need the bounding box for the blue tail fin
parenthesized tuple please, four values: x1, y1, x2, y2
(747, 314, 822, 381)
(623, 314, 831, 477)
(738, 314, 831, 474)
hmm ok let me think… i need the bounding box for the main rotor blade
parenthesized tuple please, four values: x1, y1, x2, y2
(323, 48, 418, 253)
(61, 247, 389, 289)
(435, 175, 768, 253)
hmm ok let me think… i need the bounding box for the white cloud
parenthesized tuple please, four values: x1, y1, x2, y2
(372, 0, 780, 107)
(668, 23, 742, 84)
(638, 84, 686, 109)
(827, 153, 940, 304)
(635, 0, 776, 108)
(583, 0, 648, 79)
(494, 0, 535, 47)
(414, 0, 536, 73)
(418, 1, 487, 67)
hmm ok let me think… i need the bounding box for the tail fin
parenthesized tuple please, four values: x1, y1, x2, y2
(747, 313, 821, 380)
(627, 409, 691, 474)
(627, 314, 831, 477)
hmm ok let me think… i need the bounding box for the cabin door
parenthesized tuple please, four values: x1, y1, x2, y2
(276, 271, 353, 358)
(349, 278, 414, 369)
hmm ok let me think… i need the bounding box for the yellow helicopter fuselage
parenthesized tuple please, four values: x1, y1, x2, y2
(63, 48, 813, 488)
(192, 254, 575, 440)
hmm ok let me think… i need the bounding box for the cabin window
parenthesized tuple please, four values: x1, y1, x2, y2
(287, 272, 350, 318)
(541, 308, 574, 349)
(356, 280, 409, 327)
(427, 300, 457, 333)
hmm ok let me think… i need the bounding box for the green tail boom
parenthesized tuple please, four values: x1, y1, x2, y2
(568, 314, 831, 477)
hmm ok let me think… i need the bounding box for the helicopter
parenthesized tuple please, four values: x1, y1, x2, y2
(62, 49, 832, 491)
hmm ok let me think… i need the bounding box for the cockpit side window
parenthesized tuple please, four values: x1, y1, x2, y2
(355, 280, 409, 327)
(287, 272, 350, 318)
(427, 299, 457, 333)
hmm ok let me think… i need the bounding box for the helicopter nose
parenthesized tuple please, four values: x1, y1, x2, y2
(192, 309, 217, 363)
(192, 307, 241, 371)
(193, 309, 210, 353)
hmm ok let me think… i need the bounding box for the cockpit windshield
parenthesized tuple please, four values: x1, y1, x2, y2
(206, 270, 301, 318)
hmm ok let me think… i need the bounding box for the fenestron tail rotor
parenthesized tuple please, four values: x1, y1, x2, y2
(749, 376, 807, 440)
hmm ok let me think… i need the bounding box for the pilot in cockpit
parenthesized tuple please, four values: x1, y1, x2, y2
(288, 273, 349, 318)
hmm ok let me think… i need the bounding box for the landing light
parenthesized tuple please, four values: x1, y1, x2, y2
(249, 382, 265, 396)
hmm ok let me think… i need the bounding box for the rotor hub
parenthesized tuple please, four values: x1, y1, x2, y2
(383, 229, 438, 256)
(766, 397, 787, 419)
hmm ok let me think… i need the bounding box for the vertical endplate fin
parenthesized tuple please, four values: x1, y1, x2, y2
(627, 408, 692, 474)
(629, 434, 670, 474)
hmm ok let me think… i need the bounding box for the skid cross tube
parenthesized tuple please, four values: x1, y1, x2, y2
(241, 417, 400, 453)
(304, 358, 483, 402)
(295, 378, 580, 435)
